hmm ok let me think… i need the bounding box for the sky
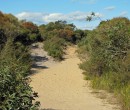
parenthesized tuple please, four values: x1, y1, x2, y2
(0, 0, 130, 30)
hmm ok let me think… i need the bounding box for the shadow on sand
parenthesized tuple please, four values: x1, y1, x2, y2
(30, 55, 49, 75)
(32, 63, 48, 69)
(31, 55, 49, 63)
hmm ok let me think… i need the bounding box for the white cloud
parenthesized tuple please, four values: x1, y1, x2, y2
(119, 11, 128, 16)
(16, 12, 47, 24)
(16, 11, 102, 24)
(104, 6, 115, 11)
(77, 25, 96, 30)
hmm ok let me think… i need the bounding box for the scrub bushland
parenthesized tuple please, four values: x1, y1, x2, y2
(78, 17, 130, 110)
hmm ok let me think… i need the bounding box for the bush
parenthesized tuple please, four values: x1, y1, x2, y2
(90, 72, 130, 110)
(0, 11, 40, 109)
(78, 17, 130, 110)
(0, 40, 40, 109)
(0, 64, 40, 110)
(44, 37, 66, 60)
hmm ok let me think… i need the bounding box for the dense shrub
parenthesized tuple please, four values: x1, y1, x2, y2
(0, 64, 40, 110)
(22, 21, 42, 41)
(79, 17, 130, 75)
(0, 40, 40, 110)
(44, 37, 66, 60)
(39, 20, 86, 60)
(78, 17, 130, 110)
(40, 21, 78, 60)
(39, 21, 76, 41)
(0, 11, 40, 109)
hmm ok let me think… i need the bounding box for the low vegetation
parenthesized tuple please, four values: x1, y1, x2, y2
(39, 21, 85, 60)
(44, 37, 66, 60)
(0, 11, 40, 109)
(78, 17, 130, 110)
(1, 10, 129, 110)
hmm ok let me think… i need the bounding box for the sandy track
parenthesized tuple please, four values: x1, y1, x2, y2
(30, 43, 120, 110)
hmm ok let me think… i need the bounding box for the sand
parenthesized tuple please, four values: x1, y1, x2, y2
(30, 43, 120, 110)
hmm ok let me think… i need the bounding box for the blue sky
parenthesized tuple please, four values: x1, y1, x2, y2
(0, 0, 130, 29)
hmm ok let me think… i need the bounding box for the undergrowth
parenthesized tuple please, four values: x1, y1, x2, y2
(78, 17, 130, 110)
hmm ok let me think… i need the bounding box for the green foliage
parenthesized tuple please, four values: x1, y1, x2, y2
(78, 17, 130, 110)
(91, 72, 130, 110)
(44, 37, 66, 60)
(0, 11, 40, 110)
(0, 65, 40, 110)
(0, 39, 40, 110)
(39, 20, 86, 60)
(80, 17, 130, 76)
(0, 29, 6, 50)
(39, 20, 78, 60)
(39, 20, 76, 42)
(74, 29, 85, 43)
(0, 11, 42, 47)
(20, 21, 42, 45)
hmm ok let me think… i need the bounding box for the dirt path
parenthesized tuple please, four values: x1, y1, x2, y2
(30, 43, 120, 110)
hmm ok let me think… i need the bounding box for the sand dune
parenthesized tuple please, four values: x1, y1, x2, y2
(30, 43, 120, 110)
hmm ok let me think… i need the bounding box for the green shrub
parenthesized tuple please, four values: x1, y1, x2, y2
(0, 11, 40, 109)
(90, 72, 130, 110)
(121, 85, 130, 110)
(78, 17, 130, 110)
(0, 64, 40, 110)
(0, 40, 40, 109)
(1, 40, 31, 76)
(44, 37, 66, 60)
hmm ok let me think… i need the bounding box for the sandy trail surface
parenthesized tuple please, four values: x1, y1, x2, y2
(30, 43, 120, 110)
